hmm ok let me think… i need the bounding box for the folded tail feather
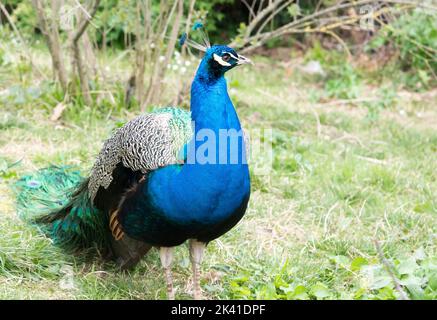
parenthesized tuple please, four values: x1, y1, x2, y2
(15, 166, 108, 252)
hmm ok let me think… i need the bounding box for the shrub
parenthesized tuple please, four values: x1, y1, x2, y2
(368, 10, 437, 89)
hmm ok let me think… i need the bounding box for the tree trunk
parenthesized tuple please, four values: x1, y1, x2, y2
(32, 0, 68, 91)
(142, 0, 183, 110)
(70, 0, 101, 106)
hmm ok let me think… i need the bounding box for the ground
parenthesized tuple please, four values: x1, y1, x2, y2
(0, 48, 436, 299)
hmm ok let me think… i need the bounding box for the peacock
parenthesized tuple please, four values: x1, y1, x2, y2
(15, 24, 252, 300)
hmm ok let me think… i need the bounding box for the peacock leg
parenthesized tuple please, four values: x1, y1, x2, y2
(189, 239, 206, 300)
(159, 247, 175, 300)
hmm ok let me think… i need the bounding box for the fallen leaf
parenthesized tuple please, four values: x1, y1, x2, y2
(50, 103, 67, 121)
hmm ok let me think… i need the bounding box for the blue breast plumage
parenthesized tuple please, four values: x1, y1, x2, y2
(16, 39, 254, 299)
(111, 59, 251, 246)
(18, 43, 252, 263)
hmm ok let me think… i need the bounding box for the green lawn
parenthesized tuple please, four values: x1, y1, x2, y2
(0, 48, 436, 299)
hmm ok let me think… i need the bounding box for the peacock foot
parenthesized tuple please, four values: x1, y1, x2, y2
(189, 239, 206, 300)
(159, 246, 175, 300)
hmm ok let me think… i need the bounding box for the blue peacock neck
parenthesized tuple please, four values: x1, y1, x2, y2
(187, 59, 246, 166)
(146, 59, 250, 224)
(190, 60, 240, 132)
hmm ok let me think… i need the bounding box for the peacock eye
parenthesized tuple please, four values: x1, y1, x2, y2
(222, 53, 231, 62)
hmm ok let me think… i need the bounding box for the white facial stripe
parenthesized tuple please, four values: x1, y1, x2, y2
(223, 51, 251, 65)
(213, 53, 231, 66)
(226, 52, 239, 60)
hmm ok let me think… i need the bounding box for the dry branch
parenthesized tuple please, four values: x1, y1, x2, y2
(231, 0, 437, 54)
(0, 1, 47, 79)
(140, 0, 184, 110)
(70, 0, 101, 106)
(374, 240, 409, 300)
(31, 0, 68, 90)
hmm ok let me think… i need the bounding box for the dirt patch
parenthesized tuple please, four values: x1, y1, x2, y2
(0, 183, 15, 218)
(0, 138, 57, 169)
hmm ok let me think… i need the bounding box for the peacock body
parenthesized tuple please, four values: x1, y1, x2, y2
(16, 42, 252, 299)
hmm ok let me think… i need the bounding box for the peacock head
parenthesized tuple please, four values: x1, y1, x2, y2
(179, 22, 252, 80)
(203, 45, 252, 77)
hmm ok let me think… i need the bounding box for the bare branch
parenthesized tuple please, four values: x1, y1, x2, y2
(231, 0, 437, 53)
(71, 0, 101, 106)
(0, 1, 47, 79)
(374, 240, 409, 300)
(72, 0, 101, 44)
(31, 0, 68, 89)
(241, 0, 256, 21)
(254, 0, 295, 38)
(142, 0, 184, 109)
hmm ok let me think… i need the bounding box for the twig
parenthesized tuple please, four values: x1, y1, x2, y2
(241, 0, 256, 20)
(71, 0, 101, 106)
(72, 0, 101, 43)
(309, 106, 322, 138)
(0, 2, 47, 79)
(232, 0, 437, 53)
(323, 202, 339, 235)
(355, 155, 389, 165)
(142, 0, 183, 109)
(32, 0, 68, 90)
(321, 30, 352, 60)
(374, 240, 409, 300)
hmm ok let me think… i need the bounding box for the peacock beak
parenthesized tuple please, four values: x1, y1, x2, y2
(236, 54, 254, 65)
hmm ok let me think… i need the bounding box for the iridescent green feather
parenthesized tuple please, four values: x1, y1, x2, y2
(15, 107, 192, 253)
(15, 166, 108, 252)
(153, 107, 193, 159)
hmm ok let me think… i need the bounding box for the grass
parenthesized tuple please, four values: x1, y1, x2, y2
(0, 42, 436, 300)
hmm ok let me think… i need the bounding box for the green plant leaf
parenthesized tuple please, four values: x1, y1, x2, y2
(354, 287, 368, 300)
(428, 273, 437, 291)
(398, 258, 418, 275)
(256, 283, 278, 299)
(370, 276, 392, 290)
(310, 282, 331, 299)
(406, 284, 425, 300)
(287, 285, 309, 300)
(351, 257, 369, 271)
(377, 286, 396, 300)
(287, 4, 301, 18)
(399, 274, 423, 286)
(330, 255, 350, 267)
